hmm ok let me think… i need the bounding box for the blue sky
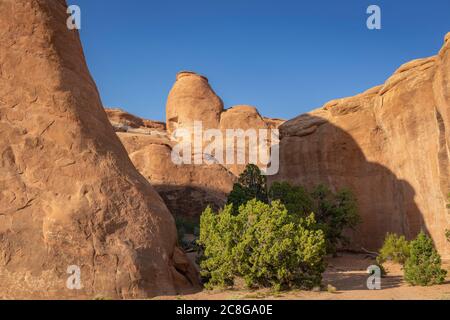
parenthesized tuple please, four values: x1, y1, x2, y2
(69, 0, 450, 121)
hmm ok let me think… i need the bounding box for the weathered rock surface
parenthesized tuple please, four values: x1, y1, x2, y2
(117, 132, 236, 219)
(108, 74, 284, 219)
(220, 105, 269, 131)
(166, 71, 224, 134)
(166, 73, 284, 176)
(0, 0, 197, 299)
(220, 105, 271, 175)
(105, 107, 166, 133)
(104, 107, 237, 219)
(270, 33, 450, 257)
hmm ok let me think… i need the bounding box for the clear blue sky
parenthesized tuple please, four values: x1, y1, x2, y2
(69, 0, 450, 122)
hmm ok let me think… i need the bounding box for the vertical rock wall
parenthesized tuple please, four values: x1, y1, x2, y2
(0, 0, 197, 299)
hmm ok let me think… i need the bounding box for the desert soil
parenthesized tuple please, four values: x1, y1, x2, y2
(156, 253, 450, 300)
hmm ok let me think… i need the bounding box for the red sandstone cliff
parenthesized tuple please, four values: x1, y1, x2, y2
(270, 33, 450, 257)
(0, 0, 197, 299)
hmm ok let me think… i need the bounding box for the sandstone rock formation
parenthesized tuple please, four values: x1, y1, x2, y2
(104, 107, 236, 219)
(219, 105, 283, 175)
(107, 73, 284, 220)
(106, 107, 166, 133)
(167, 72, 284, 176)
(270, 33, 450, 257)
(166, 71, 224, 134)
(0, 0, 197, 299)
(220, 105, 269, 130)
(117, 131, 236, 219)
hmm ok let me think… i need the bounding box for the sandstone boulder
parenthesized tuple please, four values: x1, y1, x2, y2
(0, 0, 197, 299)
(270, 33, 450, 257)
(219, 105, 269, 131)
(166, 71, 224, 134)
(220, 105, 270, 175)
(166, 72, 285, 177)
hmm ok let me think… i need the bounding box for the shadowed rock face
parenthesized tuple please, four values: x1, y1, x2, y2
(270, 33, 450, 257)
(117, 132, 236, 219)
(0, 0, 197, 299)
(103, 107, 237, 219)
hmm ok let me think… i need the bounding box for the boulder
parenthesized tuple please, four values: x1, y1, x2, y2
(166, 72, 285, 177)
(219, 105, 268, 131)
(166, 71, 224, 134)
(220, 105, 270, 175)
(0, 0, 197, 299)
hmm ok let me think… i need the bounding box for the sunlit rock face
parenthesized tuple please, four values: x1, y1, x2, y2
(0, 0, 198, 299)
(166, 71, 224, 134)
(116, 129, 237, 219)
(108, 72, 284, 220)
(270, 33, 450, 257)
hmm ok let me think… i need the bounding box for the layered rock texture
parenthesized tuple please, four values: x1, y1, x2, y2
(106, 72, 284, 219)
(270, 33, 450, 257)
(0, 0, 197, 299)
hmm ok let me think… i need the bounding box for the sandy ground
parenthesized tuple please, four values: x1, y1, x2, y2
(156, 253, 450, 300)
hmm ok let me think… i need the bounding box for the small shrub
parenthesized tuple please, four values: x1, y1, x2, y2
(198, 200, 327, 291)
(269, 182, 360, 254)
(376, 262, 387, 277)
(327, 284, 337, 293)
(269, 181, 312, 215)
(227, 164, 268, 213)
(404, 232, 447, 286)
(198, 206, 238, 288)
(377, 233, 410, 265)
(226, 167, 360, 255)
(310, 185, 360, 254)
